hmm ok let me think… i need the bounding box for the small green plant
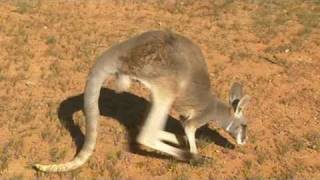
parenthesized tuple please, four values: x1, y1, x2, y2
(106, 150, 122, 164)
(0, 143, 10, 171)
(255, 146, 268, 165)
(305, 131, 320, 151)
(136, 161, 145, 169)
(14, 0, 33, 14)
(251, 7, 278, 40)
(271, 167, 295, 180)
(105, 151, 122, 180)
(103, 150, 124, 179)
(297, 10, 320, 34)
(17, 104, 34, 124)
(275, 140, 290, 155)
(108, 165, 122, 180)
(46, 36, 57, 45)
(8, 138, 24, 157)
(8, 174, 24, 180)
(174, 170, 189, 180)
(41, 130, 53, 141)
(0, 70, 5, 81)
(290, 136, 307, 152)
(166, 158, 178, 172)
(49, 147, 66, 162)
(242, 159, 254, 179)
(71, 168, 82, 180)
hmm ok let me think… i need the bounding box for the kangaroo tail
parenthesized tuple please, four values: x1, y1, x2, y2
(33, 52, 119, 172)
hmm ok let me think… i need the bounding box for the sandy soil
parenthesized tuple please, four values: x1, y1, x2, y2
(0, 0, 319, 179)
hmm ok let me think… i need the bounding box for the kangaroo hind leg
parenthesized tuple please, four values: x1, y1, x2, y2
(136, 85, 189, 160)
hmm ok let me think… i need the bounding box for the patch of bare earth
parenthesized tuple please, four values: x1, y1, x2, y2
(0, 0, 319, 179)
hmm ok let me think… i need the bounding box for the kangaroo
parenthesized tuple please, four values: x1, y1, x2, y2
(33, 30, 250, 172)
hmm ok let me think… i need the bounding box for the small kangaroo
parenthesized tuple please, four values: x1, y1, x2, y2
(34, 30, 250, 172)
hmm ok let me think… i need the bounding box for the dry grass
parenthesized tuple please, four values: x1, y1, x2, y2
(0, 0, 319, 179)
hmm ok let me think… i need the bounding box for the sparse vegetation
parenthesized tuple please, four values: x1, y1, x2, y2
(275, 140, 290, 155)
(174, 170, 189, 180)
(1, 0, 319, 179)
(290, 135, 307, 152)
(305, 131, 320, 151)
(251, 0, 319, 40)
(242, 159, 255, 179)
(13, 0, 34, 14)
(46, 36, 57, 45)
(0, 70, 5, 81)
(106, 150, 123, 164)
(8, 174, 24, 180)
(49, 147, 66, 163)
(271, 166, 296, 180)
(0, 143, 10, 172)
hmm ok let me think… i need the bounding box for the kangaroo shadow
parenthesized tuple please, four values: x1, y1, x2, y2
(57, 88, 234, 160)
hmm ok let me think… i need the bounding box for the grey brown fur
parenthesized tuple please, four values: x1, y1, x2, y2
(33, 30, 250, 172)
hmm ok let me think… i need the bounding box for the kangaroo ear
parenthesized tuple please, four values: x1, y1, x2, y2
(229, 82, 243, 111)
(235, 95, 251, 115)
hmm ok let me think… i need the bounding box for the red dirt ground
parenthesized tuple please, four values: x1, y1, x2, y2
(0, 0, 319, 179)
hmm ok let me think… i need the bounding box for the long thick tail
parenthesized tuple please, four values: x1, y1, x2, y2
(33, 53, 119, 172)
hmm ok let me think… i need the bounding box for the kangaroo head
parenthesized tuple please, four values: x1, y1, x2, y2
(225, 82, 251, 145)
